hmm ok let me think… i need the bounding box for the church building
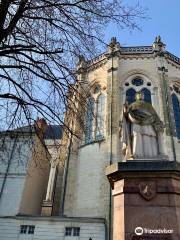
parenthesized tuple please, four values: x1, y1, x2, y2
(0, 37, 180, 240)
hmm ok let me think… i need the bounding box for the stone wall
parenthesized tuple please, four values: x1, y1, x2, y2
(63, 50, 180, 220)
(0, 136, 32, 216)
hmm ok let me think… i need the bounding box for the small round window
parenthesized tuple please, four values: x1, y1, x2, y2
(132, 78, 143, 86)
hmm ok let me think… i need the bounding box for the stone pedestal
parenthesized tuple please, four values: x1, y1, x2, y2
(41, 163, 57, 216)
(106, 161, 180, 240)
(41, 200, 53, 216)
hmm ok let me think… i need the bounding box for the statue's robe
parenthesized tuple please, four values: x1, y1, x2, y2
(121, 100, 164, 159)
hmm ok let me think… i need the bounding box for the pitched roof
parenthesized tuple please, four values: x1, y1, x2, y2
(44, 125, 63, 140)
(0, 125, 63, 140)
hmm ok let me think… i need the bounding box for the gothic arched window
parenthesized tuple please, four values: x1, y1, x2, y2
(85, 98, 95, 143)
(96, 94, 105, 140)
(126, 88, 136, 105)
(141, 88, 152, 103)
(172, 93, 180, 140)
(124, 76, 153, 106)
(126, 88, 152, 105)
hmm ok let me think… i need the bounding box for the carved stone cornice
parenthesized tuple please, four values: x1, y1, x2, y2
(86, 58, 107, 72)
(120, 46, 154, 54)
(82, 46, 180, 72)
(106, 161, 180, 189)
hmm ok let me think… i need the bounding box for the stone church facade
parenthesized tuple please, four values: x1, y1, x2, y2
(0, 37, 180, 239)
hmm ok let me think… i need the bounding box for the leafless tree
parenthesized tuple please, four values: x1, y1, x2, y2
(0, 0, 146, 133)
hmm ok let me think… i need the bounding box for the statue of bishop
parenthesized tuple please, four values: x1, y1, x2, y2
(120, 92, 165, 160)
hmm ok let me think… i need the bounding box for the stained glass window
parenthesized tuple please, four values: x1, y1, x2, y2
(85, 98, 95, 143)
(141, 88, 152, 103)
(132, 78, 143, 86)
(172, 93, 180, 140)
(96, 94, 105, 140)
(126, 88, 152, 105)
(126, 88, 136, 104)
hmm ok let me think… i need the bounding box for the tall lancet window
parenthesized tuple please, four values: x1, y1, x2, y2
(85, 97, 95, 144)
(96, 94, 105, 140)
(126, 88, 152, 105)
(126, 88, 136, 104)
(141, 88, 152, 103)
(172, 93, 180, 140)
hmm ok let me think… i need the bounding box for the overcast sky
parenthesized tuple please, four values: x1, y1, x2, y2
(105, 0, 180, 56)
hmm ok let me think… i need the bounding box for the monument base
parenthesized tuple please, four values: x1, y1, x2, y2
(41, 200, 53, 216)
(106, 161, 180, 240)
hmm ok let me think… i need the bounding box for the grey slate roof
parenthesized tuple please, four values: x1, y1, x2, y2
(44, 125, 63, 140)
(1, 125, 63, 140)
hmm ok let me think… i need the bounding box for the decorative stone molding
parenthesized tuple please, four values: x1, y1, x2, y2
(166, 51, 180, 65)
(84, 45, 180, 71)
(120, 69, 155, 87)
(120, 46, 154, 54)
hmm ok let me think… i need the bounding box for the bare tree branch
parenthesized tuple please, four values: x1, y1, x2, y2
(0, 0, 146, 134)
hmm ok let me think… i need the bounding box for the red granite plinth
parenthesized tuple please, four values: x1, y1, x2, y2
(106, 161, 180, 240)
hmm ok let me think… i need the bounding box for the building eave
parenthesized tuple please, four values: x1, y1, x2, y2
(85, 46, 180, 70)
(0, 215, 106, 224)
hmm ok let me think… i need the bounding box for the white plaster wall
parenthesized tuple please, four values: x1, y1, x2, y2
(73, 142, 110, 218)
(0, 176, 26, 216)
(0, 137, 32, 174)
(0, 218, 105, 240)
(0, 137, 33, 216)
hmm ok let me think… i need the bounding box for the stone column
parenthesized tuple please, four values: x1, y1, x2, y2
(106, 37, 120, 164)
(41, 161, 57, 216)
(45, 163, 56, 201)
(106, 161, 180, 240)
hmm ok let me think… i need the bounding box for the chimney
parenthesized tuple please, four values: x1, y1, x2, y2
(35, 118, 48, 138)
